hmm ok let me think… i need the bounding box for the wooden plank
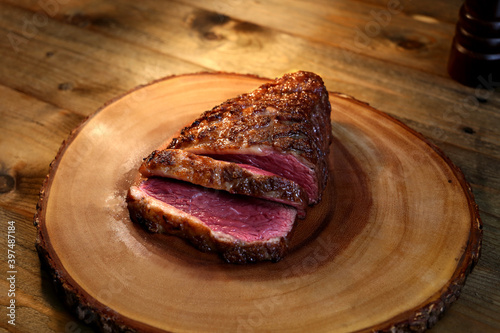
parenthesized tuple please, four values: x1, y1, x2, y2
(355, 0, 464, 24)
(176, 0, 459, 76)
(0, 2, 206, 116)
(0, 85, 84, 215)
(438, 218, 500, 332)
(435, 301, 500, 333)
(0, 84, 94, 332)
(432, 140, 500, 212)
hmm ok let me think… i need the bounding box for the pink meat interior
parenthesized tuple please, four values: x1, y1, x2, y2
(141, 178, 296, 243)
(208, 152, 318, 202)
(236, 163, 276, 176)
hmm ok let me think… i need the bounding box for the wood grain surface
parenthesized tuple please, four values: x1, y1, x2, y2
(0, 1, 499, 332)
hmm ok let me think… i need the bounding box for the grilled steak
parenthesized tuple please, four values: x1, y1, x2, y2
(127, 71, 332, 263)
(168, 71, 332, 204)
(127, 178, 297, 263)
(140, 149, 308, 217)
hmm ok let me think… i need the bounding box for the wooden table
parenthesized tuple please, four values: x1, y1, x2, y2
(0, 0, 498, 332)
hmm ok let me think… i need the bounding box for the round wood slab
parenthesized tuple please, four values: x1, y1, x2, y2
(35, 72, 482, 332)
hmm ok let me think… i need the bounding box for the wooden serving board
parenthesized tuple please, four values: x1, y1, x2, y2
(35, 72, 482, 332)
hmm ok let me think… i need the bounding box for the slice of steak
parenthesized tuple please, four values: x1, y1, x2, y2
(139, 149, 308, 217)
(167, 71, 332, 204)
(127, 177, 297, 264)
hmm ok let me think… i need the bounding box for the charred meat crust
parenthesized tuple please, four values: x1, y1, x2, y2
(140, 149, 308, 216)
(127, 186, 290, 264)
(126, 71, 331, 264)
(167, 71, 332, 202)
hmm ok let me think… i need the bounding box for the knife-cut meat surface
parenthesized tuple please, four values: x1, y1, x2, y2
(127, 178, 297, 263)
(168, 71, 332, 204)
(128, 71, 332, 263)
(140, 149, 308, 217)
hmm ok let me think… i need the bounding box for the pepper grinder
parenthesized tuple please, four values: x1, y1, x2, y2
(447, 0, 500, 88)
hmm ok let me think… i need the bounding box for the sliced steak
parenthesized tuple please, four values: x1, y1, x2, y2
(127, 71, 332, 264)
(127, 177, 297, 263)
(139, 149, 308, 217)
(167, 71, 332, 204)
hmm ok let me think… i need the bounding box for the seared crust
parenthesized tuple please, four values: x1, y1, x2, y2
(168, 71, 332, 202)
(140, 149, 308, 216)
(127, 185, 292, 264)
